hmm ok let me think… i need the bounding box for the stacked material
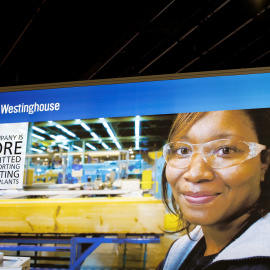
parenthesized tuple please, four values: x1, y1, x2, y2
(0, 196, 165, 234)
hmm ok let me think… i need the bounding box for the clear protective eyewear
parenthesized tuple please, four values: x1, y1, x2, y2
(163, 139, 266, 169)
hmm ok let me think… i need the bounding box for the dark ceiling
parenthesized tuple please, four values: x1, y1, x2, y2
(1, 0, 270, 88)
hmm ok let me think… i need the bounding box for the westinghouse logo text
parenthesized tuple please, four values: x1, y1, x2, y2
(1, 102, 60, 115)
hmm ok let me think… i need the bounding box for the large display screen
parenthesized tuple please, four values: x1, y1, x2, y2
(0, 69, 270, 268)
(0, 70, 270, 190)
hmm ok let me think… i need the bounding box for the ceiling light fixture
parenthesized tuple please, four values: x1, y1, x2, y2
(32, 126, 46, 134)
(90, 132, 99, 140)
(135, 115, 140, 149)
(58, 144, 69, 150)
(101, 142, 109, 150)
(31, 148, 43, 153)
(56, 124, 76, 138)
(73, 145, 83, 151)
(81, 123, 91, 131)
(32, 133, 45, 140)
(100, 118, 122, 149)
(86, 143, 97, 150)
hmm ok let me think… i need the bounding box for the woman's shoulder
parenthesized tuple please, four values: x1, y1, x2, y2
(207, 257, 270, 270)
(158, 214, 270, 270)
(160, 226, 203, 270)
(213, 213, 270, 263)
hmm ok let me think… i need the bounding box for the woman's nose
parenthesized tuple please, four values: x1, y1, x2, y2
(182, 153, 214, 183)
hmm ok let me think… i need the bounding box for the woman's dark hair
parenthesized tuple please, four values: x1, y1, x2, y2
(161, 108, 270, 234)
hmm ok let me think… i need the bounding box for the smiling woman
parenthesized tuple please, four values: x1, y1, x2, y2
(158, 108, 270, 270)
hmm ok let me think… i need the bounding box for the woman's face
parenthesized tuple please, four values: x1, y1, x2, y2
(166, 110, 268, 227)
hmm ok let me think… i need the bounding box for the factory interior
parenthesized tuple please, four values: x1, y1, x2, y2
(0, 113, 180, 269)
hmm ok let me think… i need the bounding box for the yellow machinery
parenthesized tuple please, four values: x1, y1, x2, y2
(24, 169, 59, 185)
(34, 170, 59, 184)
(23, 169, 35, 186)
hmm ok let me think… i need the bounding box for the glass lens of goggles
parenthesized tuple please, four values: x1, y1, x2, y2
(163, 139, 266, 169)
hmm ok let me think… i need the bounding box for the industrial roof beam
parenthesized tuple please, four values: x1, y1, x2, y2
(85, 0, 176, 80)
(0, 0, 47, 69)
(176, 4, 270, 73)
(138, 0, 232, 74)
(213, 32, 269, 69)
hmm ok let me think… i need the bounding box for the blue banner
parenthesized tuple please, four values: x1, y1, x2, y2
(0, 72, 270, 123)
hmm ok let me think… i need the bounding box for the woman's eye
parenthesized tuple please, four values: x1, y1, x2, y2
(215, 147, 237, 156)
(176, 147, 191, 156)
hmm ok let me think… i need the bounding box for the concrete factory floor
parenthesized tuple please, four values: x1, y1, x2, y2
(81, 234, 178, 270)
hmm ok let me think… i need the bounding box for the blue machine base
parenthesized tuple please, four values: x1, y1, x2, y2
(0, 233, 161, 270)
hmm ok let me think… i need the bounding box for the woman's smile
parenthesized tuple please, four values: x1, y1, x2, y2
(181, 191, 221, 205)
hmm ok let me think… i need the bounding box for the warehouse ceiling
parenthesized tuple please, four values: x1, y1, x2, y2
(32, 114, 176, 155)
(0, 0, 270, 88)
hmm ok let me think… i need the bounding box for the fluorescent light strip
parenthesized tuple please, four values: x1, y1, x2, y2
(51, 135, 68, 142)
(55, 125, 62, 128)
(135, 116, 140, 149)
(101, 119, 115, 139)
(102, 121, 110, 130)
(73, 145, 83, 151)
(66, 130, 76, 137)
(32, 133, 45, 140)
(32, 126, 46, 134)
(89, 129, 103, 144)
(49, 135, 57, 139)
(101, 142, 109, 150)
(56, 124, 76, 138)
(101, 118, 122, 149)
(90, 132, 99, 140)
(86, 143, 97, 150)
(31, 148, 43, 153)
(81, 123, 90, 131)
(107, 128, 116, 140)
(135, 115, 140, 138)
(58, 144, 69, 150)
(115, 141, 122, 150)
